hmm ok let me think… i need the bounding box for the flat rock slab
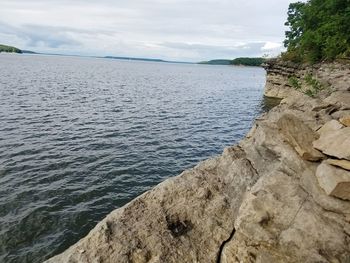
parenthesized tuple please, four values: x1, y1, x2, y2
(316, 162, 350, 200)
(324, 91, 350, 109)
(317, 120, 344, 136)
(313, 127, 350, 160)
(277, 114, 325, 161)
(326, 159, 350, 171)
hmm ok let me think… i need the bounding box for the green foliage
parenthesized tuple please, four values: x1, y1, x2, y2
(304, 74, 322, 90)
(304, 89, 316, 97)
(289, 73, 325, 97)
(283, 0, 350, 63)
(305, 74, 324, 96)
(0, 44, 22, 53)
(288, 76, 302, 90)
(230, 57, 266, 67)
(303, 73, 325, 96)
(284, 2, 306, 52)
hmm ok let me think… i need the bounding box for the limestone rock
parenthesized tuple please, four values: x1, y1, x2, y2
(332, 110, 350, 119)
(240, 119, 307, 178)
(45, 146, 259, 263)
(340, 116, 350, 127)
(264, 74, 300, 99)
(262, 60, 301, 99)
(316, 161, 350, 200)
(317, 119, 344, 136)
(300, 167, 350, 215)
(277, 114, 325, 161)
(326, 159, 350, 171)
(222, 171, 350, 263)
(324, 91, 350, 110)
(313, 127, 350, 160)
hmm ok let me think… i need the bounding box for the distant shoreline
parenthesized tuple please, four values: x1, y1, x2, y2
(199, 57, 266, 67)
(0, 43, 266, 66)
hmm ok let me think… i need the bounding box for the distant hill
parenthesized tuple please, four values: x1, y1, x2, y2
(199, 57, 266, 67)
(104, 56, 193, 64)
(198, 59, 232, 65)
(22, 50, 37, 54)
(105, 56, 167, 63)
(0, 44, 22, 53)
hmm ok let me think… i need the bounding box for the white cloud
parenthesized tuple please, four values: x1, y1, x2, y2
(262, 42, 283, 50)
(0, 0, 296, 61)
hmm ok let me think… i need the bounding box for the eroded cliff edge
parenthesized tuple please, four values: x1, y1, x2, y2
(47, 60, 350, 263)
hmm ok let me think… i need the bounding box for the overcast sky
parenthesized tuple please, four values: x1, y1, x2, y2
(0, 0, 298, 61)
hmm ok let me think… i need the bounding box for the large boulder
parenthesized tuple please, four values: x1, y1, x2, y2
(221, 170, 350, 263)
(316, 161, 350, 200)
(324, 91, 350, 110)
(313, 127, 350, 160)
(277, 114, 325, 161)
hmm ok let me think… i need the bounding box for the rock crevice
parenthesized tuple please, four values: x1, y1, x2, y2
(217, 228, 236, 263)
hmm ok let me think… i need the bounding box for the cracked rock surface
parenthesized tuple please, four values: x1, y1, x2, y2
(47, 61, 350, 263)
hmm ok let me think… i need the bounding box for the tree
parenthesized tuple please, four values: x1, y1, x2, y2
(283, 0, 350, 63)
(284, 2, 306, 50)
(0, 44, 22, 53)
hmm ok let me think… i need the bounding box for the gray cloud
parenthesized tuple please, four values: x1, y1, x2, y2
(0, 0, 296, 61)
(0, 22, 81, 49)
(21, 25, 81, 48)
(159, 42, 270, 59)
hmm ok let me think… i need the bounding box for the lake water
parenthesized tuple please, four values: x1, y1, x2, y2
(0, 54, 266, 262)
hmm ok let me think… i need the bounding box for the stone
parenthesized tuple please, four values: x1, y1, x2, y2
(264, 74, 300, 99)
(325, 159, 350, 171)
(300, 167, 350, 215)
(222, 171, 350, 263)
(324, 91, 350, 109)
(340, 116, 350, 127)
(277, 114, 325, 161)
(316, 161, 350, 200)
(313, 127, 350, 160)
(331, 110, 350, 119)
(317, 119, 344, 136)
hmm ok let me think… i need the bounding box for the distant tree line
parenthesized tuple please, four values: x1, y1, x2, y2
(199, 57, 266, 66)
(0, 44, 22, 53)
(283, 0, 350, 63)
(230, 57, 266, 66)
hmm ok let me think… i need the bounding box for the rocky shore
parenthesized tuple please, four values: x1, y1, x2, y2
(47, 60, 350, 263)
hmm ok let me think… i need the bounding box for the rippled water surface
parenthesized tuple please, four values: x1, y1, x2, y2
(0, 54, 266, 262)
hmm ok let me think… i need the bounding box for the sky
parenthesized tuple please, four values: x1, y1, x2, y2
(0, 0, 298, 62)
